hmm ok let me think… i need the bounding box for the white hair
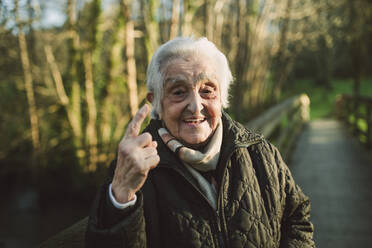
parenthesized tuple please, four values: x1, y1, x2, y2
(146, 37, 233, 119)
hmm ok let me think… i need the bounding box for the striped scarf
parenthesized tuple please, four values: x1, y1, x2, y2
(158, 120, 223, 209)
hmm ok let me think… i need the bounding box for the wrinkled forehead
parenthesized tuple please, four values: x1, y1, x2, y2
(160, 55, 219, 86)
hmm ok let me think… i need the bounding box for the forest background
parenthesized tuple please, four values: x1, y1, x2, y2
(1, 0, 372, 246)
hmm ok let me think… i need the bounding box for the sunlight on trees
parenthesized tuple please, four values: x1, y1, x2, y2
(1, 0, 371, 173)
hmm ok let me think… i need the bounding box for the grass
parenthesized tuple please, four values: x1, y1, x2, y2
(280, 77, 372, 146)
(281, 78, 372, 120)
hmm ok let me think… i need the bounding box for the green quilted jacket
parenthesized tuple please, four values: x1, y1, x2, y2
(85, 113, 315, 248)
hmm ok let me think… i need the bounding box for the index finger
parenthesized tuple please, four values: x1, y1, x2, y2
(124, 104, 151, 139)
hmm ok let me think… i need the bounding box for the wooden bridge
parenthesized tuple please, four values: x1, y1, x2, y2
(291, 119, 372, 246)
(253, 94, 372, 246)
(35, 95, 372, 247)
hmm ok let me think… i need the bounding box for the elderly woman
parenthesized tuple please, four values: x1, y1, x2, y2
(85, 37, 315, 247)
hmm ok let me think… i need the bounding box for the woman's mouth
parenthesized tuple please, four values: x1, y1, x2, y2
(183, 117, 207, 125)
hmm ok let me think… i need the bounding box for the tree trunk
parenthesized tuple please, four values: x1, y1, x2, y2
(101, 14, 126, 145)
(44, 45, 69, 106)
(244, 0, 275, 110)
(182, 0, 202, 37)
(67, 0, 83, 149)
(204, 0, 214, 40)
(232, 0, 248, 121)
(141, 0, 159, 64)
(83, 51, 98, 171)
(213, 0, 227, 48)
(349, 0, 362, 97)
(83, 0, 101, 170)
(122, 0, 138, 117)
(169, 0, 180, 40)
(272, 0, 293, 99)
(44, 44, 83, 139)
(15, 0, 40, 150)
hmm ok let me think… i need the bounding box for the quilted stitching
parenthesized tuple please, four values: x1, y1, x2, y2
(86, 112, 315, 248)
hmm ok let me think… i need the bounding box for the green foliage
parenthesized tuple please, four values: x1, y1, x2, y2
(1, 0, 372, 215)
(346, 112, 369, 144)
(357, 119, 368, 133)
(281, 78, 372, 120)
(0, 80, 30, 159)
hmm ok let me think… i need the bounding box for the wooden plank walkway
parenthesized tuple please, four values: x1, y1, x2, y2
(290, 119, 372, 247)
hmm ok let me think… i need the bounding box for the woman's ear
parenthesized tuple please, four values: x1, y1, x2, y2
(146, 92, 154, 103)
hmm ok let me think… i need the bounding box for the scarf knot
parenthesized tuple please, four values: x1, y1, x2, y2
(158, 120, 223, 172)
(158, 120, 223, 210)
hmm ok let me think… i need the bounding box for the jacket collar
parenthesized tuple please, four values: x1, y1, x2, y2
(220, 111, 263, 148)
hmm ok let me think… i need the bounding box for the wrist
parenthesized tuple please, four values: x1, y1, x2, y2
(109, 183, 137, 209)
(111, 183, 135, 204)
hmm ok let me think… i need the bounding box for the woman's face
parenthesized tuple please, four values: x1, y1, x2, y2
(161, 56, 222, 146)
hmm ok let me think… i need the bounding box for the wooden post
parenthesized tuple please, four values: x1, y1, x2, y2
(353, 97, 359, 135)
(366, 103, 371, 148)
(347, 96, 352, 125)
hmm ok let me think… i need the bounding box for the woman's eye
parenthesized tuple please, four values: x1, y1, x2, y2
(200, 86, 216, 98)
(172, 89, 185, 96)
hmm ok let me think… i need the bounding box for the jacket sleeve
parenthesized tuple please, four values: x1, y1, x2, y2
(85, 182, 147, 248)
(271, 145, 315, 248)
(85, 160, 149, 248)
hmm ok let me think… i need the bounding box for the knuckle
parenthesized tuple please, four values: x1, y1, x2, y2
(126, 155, 135, 164)
(132, 152, 143, 164)
(127, 121, 138, 132)
(150, 155, 160, 169)
(152, 148, 159, 156)
(118, 144, 132, 157)
(128, 124, 137, 134)
(154, 155, 160, 164)
(137, 109, 146, 120)
(138, 167, 149, 177)
(142, 132, 152, 141)
(136, 113, 144, 122)
(132, 121, 140, 130)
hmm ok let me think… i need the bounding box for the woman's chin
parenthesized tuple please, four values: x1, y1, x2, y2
(179, 136, 210, 150)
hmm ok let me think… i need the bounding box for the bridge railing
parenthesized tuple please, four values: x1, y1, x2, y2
(245, 94, 310, 161)
(336, 94, 372, 147)
(39, 217, 88, 248)
(39, 93, 310, 247)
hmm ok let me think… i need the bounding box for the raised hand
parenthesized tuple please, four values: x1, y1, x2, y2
(112, 104, 160, 203)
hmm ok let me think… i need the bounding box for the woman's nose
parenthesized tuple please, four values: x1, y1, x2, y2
(187, 92, 204, 114)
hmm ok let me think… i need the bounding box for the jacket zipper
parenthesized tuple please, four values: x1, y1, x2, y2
(164, 166, 226, 247)
(161, 142, 261, 248)
(215, 143, 260, 248)
(215, 146, 238, 248)
(215, 211, 225, 248)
